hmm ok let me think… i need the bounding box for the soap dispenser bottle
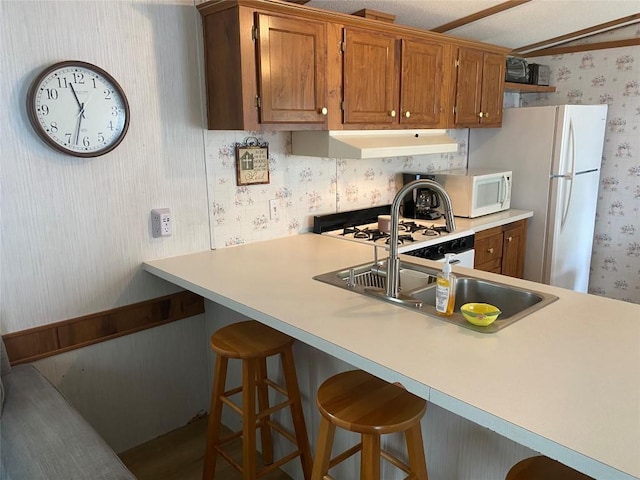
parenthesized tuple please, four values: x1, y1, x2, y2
(436, 253, 457, 316)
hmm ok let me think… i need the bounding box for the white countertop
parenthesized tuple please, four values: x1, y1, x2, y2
(143, 223, 639, 480)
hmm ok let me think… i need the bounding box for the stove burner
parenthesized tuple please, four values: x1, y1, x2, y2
(398, 221, 421, 233)
(341, 226, 370, 239)
(385, 234, 415, 245)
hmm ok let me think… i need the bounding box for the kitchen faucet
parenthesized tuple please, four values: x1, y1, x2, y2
(386, 180, 456, 299)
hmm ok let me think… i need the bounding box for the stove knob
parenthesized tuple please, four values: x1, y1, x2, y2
(459, 238, 467, 248)
(437, 245, 446, 256)
(450, 240, 459, 250)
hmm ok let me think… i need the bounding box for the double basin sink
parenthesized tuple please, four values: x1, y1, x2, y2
(314, 260, 558, 333)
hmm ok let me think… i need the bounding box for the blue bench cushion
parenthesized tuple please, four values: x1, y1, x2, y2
(0, 365, 135, 480)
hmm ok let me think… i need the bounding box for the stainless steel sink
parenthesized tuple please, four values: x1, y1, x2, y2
(313, 260, 558, 333)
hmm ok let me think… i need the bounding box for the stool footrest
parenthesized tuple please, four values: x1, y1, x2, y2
(257, 398, 294, 420)
(214, 434, 304, 479)
(266, 419, 297, 446)
(263, 377, 288, 397)
(380, 449, 412, 475)
(329, 443, 362, 469)
(258, 449, 303, 478)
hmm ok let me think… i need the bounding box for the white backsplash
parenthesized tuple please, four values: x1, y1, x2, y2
(204, 129, 469, 248)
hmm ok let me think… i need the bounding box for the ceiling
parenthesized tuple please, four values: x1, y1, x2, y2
(303, 0, 640, 53)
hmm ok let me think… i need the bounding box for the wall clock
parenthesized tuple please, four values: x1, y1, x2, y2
(27, 60, 130, 157)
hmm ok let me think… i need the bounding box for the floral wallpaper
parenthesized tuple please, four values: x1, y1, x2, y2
(203, 129, 468, 248)
(522, 40, 639, 304)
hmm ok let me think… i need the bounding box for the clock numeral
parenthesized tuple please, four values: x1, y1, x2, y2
(83, 137, 90, 147)
(73, 72, 85, 84)
(49, 121, 58, 133)
(56, 77, 68, 89)
(97, 132, 105, 143)
(45, 88, 58, 100)
(111, 106, 119, 116)
(91, 78, 98, 88)
(41, 105, 50, 116)
(104, 89, 112, 100)
(108, 121, 115, 131)
(65, 133, 72, 144)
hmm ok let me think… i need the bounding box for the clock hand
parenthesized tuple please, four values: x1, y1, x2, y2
(69, 84, 86, 119)
(74, 102, 84, 145)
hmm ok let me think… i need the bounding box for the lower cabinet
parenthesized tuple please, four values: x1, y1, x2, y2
(474, 220, 526, 278)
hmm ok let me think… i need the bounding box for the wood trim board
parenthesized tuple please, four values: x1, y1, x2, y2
(522, 38, 640, 58)
(431, 0, 531, 33)
(2, 291, 204, 366)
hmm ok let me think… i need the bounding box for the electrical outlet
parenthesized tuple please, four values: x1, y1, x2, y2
(269, 199, 279, 220)
(151, 208, 172, 237)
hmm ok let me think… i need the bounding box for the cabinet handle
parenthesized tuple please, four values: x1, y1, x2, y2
(404, 111, 411, 118)
(485, 112, 490, 118)
(478, 112, 484, 118)
(320, 107, 328, 115)
(487, 247, 494, 254)
(507, 236, 513, 242)
(390, 110, 397, 117)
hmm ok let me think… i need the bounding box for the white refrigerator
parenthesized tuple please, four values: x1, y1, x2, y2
(468, 104, 608, 292)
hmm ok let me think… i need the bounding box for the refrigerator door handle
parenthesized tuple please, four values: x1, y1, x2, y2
(560, 177, 575, 229)
(567, 119, 577, 177)
(559, 119, 577, 229)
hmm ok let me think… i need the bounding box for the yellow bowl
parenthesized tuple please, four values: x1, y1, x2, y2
(460, 303, 501, 327)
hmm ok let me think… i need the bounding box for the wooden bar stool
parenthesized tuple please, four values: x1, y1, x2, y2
(312, 370, 428, 480)
(506, 456, 594, 479)
(202, 320, 313, 480)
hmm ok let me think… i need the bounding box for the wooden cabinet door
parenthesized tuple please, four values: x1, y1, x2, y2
(453, 47, 483, 126)
(501, 220, 526, 278)
(399, 39, 446, 127)
(474, 226, 504, 272)
(256, 14, 327, 124)
(479, 52, 505, 127)
(343, 28, 397, 125)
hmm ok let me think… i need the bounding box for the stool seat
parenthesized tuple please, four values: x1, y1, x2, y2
(317, 370, 427, 435)
(506, 456, 593, 480)
(210, 320, 294, 359)
(312, 370, 428, 480)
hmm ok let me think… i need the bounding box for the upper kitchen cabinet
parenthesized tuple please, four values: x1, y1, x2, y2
(197, 0, 510, 132)
(198, 3, 328, 130)
(341, 27, 450, 128)
(342, 28, 397, 125)
(452, 47, 506, 128)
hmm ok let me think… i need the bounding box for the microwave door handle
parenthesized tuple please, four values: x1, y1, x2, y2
(501, 174, 511, 207)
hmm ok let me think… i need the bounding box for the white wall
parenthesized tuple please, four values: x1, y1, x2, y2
(0, 0, 212, 451)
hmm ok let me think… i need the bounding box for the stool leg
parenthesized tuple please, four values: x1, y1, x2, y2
(281, 348, 313, 480)
(256, 357, 274, 465)
(203, 355, 228, 480)
(405, 422, 428, 480)
(311, 416, 336, 480)
(361, 433, 381, 480)
(242, 358, 258, 480)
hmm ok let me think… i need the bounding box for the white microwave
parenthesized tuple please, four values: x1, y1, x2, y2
(434, 168, 512, 218)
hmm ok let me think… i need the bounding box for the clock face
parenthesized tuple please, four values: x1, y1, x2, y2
(27, 61, 130, 157)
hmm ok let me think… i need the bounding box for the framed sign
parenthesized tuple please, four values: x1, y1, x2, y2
(235, 137, 270, 186)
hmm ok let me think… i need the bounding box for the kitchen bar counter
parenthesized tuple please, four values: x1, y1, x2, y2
(143, 234, 639, 480)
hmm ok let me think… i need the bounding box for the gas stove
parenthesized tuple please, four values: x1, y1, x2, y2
(313, 205, 475, 263)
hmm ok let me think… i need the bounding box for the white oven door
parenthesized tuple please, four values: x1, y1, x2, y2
(435, 249, 475, 268)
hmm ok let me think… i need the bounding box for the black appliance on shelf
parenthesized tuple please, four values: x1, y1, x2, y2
(402, 173, 441, 220)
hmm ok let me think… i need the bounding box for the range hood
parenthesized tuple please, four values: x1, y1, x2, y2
(291, 129, 458, 159)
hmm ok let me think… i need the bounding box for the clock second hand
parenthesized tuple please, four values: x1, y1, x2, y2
(74, 103, 84, 145)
